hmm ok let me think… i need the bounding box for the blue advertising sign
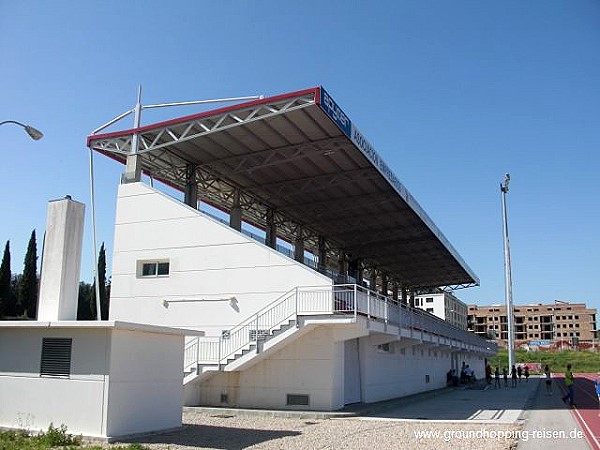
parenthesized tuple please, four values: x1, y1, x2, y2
(319, 88, 351, 138)
(529, 340, 551, 346)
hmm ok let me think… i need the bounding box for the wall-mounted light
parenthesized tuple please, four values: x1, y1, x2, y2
(161, 296, 238, 310)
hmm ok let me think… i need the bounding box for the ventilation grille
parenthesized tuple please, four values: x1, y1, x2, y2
(286, 394, 309, 406)
(40, 338, 72, 377)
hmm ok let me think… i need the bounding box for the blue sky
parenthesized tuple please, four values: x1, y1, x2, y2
(1, 1, 599, 313)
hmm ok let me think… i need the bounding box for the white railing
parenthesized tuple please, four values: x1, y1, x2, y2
(184, 284, 496, 372)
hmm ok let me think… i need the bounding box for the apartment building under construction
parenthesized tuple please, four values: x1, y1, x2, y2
(468, 301, 597, 348)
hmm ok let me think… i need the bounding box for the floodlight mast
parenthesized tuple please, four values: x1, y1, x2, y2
(88, 86, 263, 320)
(500, 173, 516, 370)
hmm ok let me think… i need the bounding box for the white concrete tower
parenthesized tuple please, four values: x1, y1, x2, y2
(37, 196, 85, 321)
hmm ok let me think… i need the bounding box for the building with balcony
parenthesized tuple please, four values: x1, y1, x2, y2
(467, 301, 597, 348)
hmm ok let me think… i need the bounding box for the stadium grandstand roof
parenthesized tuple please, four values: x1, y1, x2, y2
(87, 86, 478, 290)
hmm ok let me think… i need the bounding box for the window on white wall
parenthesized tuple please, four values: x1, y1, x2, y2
(376, 343, 393, 353)
(138, 260, 170, 277)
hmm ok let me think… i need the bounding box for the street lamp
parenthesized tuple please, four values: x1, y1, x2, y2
(500, 173, 516, 370)
(0, 120, 43, 140)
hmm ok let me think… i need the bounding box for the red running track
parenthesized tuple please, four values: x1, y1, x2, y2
(556, 373, 600, 450)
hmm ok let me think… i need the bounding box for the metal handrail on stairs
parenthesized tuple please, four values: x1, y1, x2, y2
(184, 284, 497, 374)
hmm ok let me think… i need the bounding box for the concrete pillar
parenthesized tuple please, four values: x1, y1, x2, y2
(318, 236, 327, 271)
(265, 208, 277, 249)
(229, 189, 242, 231)
(122, 154, 142, 183)
(294, 227, 304, 263)
(38, 197, 85, 321)
(184, 164, 198, 208)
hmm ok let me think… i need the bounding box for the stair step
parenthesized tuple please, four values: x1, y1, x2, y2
(186, 318, 300, 373)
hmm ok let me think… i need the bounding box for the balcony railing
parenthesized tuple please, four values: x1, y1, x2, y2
(184, 284, 496, 372)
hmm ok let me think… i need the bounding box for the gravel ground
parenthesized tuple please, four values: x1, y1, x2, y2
(116, 411, 522, 450)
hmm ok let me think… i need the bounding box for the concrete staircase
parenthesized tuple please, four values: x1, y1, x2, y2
(184, 318, 299, 385)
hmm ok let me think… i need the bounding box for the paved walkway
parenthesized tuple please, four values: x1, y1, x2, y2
(157, 377, 594, 450)
(517, 377, 591, 449)
(356, 377, 538, 424)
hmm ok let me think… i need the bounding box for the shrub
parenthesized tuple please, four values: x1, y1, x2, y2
(36, 423, 82, 447)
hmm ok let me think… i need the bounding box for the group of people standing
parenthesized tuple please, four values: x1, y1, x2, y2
(488, 363, 530, 388)
(452, 362, 600, 410)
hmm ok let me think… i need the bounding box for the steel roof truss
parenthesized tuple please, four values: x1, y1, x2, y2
(89, 93, 316, 156)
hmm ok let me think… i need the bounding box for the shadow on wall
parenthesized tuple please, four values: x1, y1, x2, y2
(120, 423, 301, 449)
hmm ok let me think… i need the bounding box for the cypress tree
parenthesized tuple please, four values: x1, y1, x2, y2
(77, 281, 94, 320)
(10, 274, 21, 316)
(18, 230, 38, 319)
(0, 241, 11, 318)
(90, 243, 109, 320)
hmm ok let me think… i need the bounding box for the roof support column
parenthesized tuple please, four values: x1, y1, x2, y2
(294, 227, 304, 263)
(401, 285, 408, 305)
(409, 288, 416, 308)
(338, 251, 347, 283)
(184, 164, 198, 208)
(348, 258, 362, 284)
(391, 282, 399, 301)
(123, 155, 142, 183)
(318, 236, 327, 272)
(357, 261, 364, 286)
(381, 273, 389, 297)
(230, 189, 242, 231)
(369, 269, 377, 292)
(265, 208, 277, 249)
(122, 87, 143, 184)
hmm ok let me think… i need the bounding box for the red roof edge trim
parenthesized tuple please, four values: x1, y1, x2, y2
(87, 87, 319, 147)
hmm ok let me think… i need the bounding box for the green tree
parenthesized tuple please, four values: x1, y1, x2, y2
(10, 274, 21, 316)
(90, 243, 109, 320)
(18, 230, 38, 319)
(0, 241, 11, 318)
(77, 281, 94, 320)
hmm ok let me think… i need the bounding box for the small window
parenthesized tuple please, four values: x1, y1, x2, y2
(377, 343, 393, 353)
(426, 297, 434, 303)
(40, 338, 72, 377)
(139, 260, 170, 277)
